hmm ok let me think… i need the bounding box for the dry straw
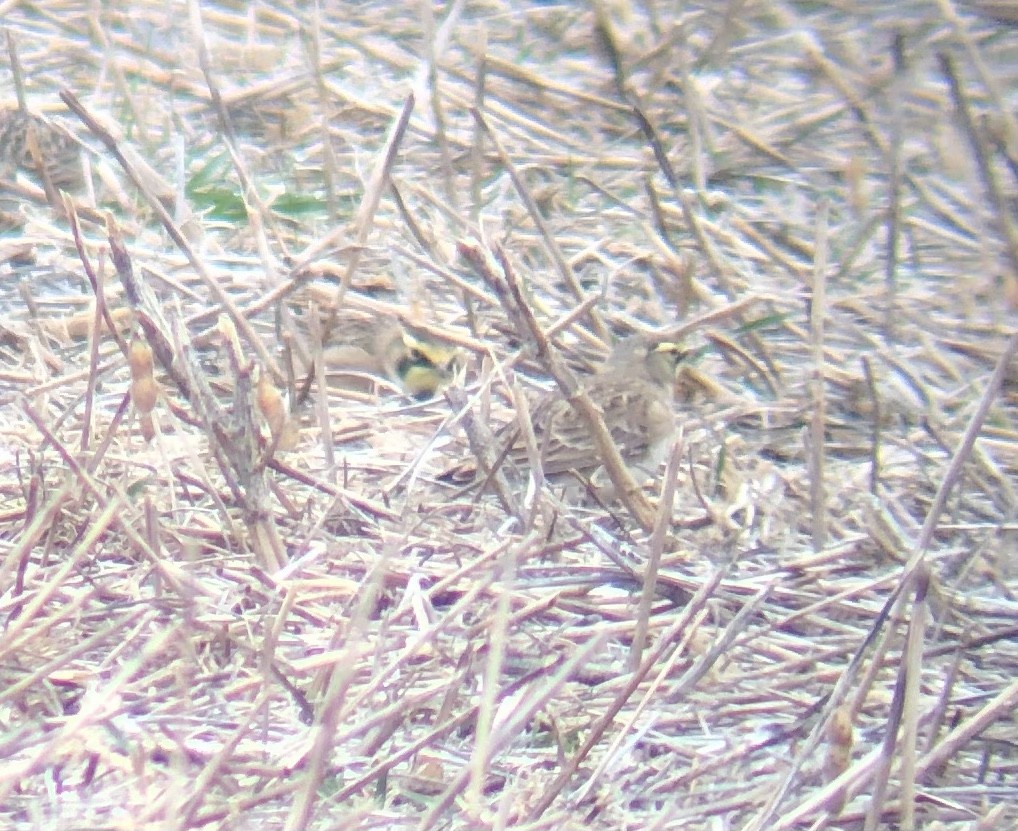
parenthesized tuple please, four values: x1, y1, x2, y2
(0, 1, 1016, 830)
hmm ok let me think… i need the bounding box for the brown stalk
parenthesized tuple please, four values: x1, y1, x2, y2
(470, 107, 610, 342)
(938, 51, 1018, 275)
(466, 538, 521, 812)
(444, 383, 521, 520)
(883, 33, 906, 341)
(899, 567, 929, 831)
(188, 0, 289, 271)
(304, 3, 340, 222)
(285, 555, 390, 831)
(808, 199, 829, 552)
(629, 435, 683, 671)
(104, 215, 285, 570)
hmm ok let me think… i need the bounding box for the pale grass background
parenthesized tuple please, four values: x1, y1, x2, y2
(0, 2, 1016, 829)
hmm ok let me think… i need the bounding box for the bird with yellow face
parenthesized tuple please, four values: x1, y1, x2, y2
(320, 321, 460, 401)
(282, 299, 460, 401)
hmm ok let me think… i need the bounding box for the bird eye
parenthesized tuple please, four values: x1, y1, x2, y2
(394, 355, 414, 376)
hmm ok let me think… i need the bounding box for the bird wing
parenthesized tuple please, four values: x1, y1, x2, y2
(511, 377, 661, 476)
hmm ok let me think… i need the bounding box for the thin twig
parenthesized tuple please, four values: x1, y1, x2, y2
(938, 51, 1018, 275)
(630, 435, 683, 671)
(471, 107, 609, 342)
(808, 199, 829, 551)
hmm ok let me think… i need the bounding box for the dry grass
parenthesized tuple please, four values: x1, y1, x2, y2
(1, 1, 1017, 829)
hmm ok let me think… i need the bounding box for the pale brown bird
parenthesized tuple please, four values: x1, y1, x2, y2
(451, 337, 685, 491)
(516, 337, 685, 482)
(0, 107, 84, 191)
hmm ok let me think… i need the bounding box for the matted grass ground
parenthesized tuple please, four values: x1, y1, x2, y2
(0, 2, 1016, 829)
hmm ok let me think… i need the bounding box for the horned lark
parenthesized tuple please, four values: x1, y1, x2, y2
(521, 337, 684, 481)
(450, 337, 684, 491)
(286, 307, 459, 400)
(385, 326, 461, 400)
(323, 323, 458, 400)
